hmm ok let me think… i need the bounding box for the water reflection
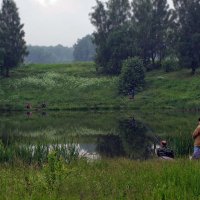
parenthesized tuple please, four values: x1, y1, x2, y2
(0, 111, 197, 160)
(97, 135, 125, 158)
(96, 117, 153, 160)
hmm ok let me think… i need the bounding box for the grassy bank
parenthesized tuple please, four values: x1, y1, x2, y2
(0, 63, 132, 111)
(134, 69, 200, 110)
(1, 63, 200, 111)
(1, 158, 200, 200)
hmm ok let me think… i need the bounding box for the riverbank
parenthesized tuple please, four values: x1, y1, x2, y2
(0, 158, 199, 200)
(0, 63, 200, 111)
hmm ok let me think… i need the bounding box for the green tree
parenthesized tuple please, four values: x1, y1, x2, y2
(131, 0, 173, 69)
(73, 35, 96, 62)
(0, 0, 27, 77)
(118, 57, 145, 97)
(90, 0, 131, 75)
(131, 0, 153, 67)
(173, 0, 200, 74)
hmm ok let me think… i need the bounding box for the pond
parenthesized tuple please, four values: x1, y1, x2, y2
(0, 111, 199, 161)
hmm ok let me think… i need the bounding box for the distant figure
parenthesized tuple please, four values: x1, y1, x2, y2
(192, 118, 200, 159)
(41, 103, 47, 109)
(26, 103, 32, 109)
(156, 140, 174, 160)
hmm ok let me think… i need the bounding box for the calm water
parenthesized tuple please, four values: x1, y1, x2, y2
(0, 111, 199, 160)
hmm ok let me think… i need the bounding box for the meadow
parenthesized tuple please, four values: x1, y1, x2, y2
(1, 157, 200, 200)
(0, 63, 129, 111)
(0, 62, 200, 111)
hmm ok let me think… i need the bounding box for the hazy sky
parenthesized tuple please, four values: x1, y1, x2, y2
(0, 0, 173, 47)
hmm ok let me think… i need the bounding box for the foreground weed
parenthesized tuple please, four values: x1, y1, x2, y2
(44, 151, 64, 189)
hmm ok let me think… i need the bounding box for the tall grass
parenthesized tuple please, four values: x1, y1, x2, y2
(0, 141, 79, 165)
(0, 159, 200, 199)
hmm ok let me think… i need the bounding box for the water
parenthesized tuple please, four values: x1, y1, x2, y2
(0, 111, 199, 160)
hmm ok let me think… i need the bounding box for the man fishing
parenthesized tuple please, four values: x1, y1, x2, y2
(156, 140, 174, 160)
(192, 118, 200, 159)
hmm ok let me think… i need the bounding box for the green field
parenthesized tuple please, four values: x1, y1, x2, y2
(0, 63, 130, 111)
(1, 158, 200, 200)
(0, 63, 200, 111)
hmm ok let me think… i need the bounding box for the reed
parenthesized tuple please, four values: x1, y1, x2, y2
(0, 140, 79, 165)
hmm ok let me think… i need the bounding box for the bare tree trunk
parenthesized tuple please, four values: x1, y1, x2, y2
(0, 65, 4, 77)
(5, 66, 10, 77)
(191, 61, 196, 75)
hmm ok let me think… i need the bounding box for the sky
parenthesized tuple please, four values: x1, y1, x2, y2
(0, 0, 173, 47)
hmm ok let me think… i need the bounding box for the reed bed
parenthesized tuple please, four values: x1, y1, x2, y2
(0, 141, 79, 165)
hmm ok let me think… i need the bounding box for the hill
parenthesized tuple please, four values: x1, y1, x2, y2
(0, 63, 200, 111)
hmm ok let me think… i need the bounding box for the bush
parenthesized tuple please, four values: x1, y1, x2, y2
(146, 61, 162, 71)
(162, 58, 179, 72)
(118, 57, 145, 96)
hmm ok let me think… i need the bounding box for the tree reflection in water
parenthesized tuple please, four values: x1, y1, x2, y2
(97, 117, 154, 160)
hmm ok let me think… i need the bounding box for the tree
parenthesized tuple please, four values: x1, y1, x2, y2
(173, 0, 200, 74)
(0, 0, 27, 77)
(131, 0, 173, 69)
(0, 48, 4, 75)
(90, 0, 131, 75)
(73, 35, 96, 62)
(118, 57, 145, 97)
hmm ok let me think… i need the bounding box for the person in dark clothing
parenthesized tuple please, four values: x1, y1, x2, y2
(156, 140, 174, 160)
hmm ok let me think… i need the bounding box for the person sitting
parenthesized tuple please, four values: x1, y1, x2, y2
(156, 140, 174, 160)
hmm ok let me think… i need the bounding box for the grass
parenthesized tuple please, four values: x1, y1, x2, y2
(0, 63, 130, 111)
(134, 69, 200, 110)
(1, 158, 200, 199)
(1, 62, 200, 111)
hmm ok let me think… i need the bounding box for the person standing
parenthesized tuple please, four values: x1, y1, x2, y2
(192, 118, 200, 158)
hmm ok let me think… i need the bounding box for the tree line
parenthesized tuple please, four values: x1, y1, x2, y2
(1, 0, 200, 78)
(25, 45, 74, 64)
(26, 35, 96, 64)
(90, 0, 200, 75)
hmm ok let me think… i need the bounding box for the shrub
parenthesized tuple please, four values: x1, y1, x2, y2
(162, 58, 179, 72)
(118, 57, 145, 96)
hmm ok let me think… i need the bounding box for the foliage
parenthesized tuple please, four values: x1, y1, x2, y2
(73, 35, 96, 62)
(162, 57, 180, 72)
(43, 151, 66, 189)
(25, 45, 74, 64)
(90, 0, 174, 74)
(118, 57, 145, 95)
(0, 0, 27, 77)
(90, 0, 131, 75)
(131, 0, 174, 69)
(173, 0, 200, 74)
